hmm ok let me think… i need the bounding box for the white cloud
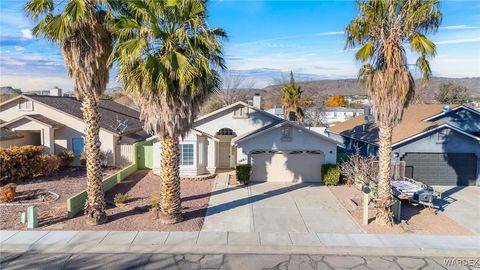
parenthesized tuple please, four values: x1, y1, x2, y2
(14, 46, 25, 51)
(1, 75, 73, 92)
(316, 31, 344, 36)
(436, 37, 480, 45)
(21, 29, 33, 39)
(440, 25, 480, 30)
(1, 57, 26, 65)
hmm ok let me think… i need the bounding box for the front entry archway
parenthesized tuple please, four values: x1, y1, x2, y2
(215, 128, 236, 169)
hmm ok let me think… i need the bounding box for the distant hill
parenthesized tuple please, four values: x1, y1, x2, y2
(259, 77, 480, 107)
(0, 86, 21, 95)
(105, 86, 123, 94)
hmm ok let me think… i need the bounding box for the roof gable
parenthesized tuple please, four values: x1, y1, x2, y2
(423, 105, 480, 121)
(326, 104, 470, 145)
(1, 95, 148, 141)
(234, 121, 339, 145)
(0, 114, 64, 129)
(393, 123, 480, 147)
(194, 101, 283, 124)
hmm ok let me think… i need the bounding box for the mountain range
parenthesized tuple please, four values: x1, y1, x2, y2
(257, 77, 480, 107)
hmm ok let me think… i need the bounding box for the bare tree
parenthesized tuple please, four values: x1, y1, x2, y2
(339, 147, 379, 197)
(303, 95, 328, 127)
(216, 75, 254, 106)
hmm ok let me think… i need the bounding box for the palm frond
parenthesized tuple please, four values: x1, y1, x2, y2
(410, 33, 436, 57)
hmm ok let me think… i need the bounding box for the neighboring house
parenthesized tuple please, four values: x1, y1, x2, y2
(343, 95, 371, 106)
(322, 107, 365, 125)
(265, 106, 284, 118)
(152, 98, 338, 182)
(0, 93, 149, 166)
(327, 104, 480, 186)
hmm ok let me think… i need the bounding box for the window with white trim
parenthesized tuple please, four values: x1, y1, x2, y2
(179, 144, 194, 165)
(18, 100, 33, 111)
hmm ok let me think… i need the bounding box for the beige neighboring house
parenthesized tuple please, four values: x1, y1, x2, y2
(152, 95, 340, 183)
(0, 90, 149, 166)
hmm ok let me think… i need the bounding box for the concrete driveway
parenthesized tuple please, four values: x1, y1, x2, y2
(202, 181, 363, 233)
(434, 186, 480, 235)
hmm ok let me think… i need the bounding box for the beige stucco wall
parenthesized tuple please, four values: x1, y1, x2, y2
(0, 97, 118, 165)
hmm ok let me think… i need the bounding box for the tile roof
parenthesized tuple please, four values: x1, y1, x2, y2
(26, 95, 148, 142)
(327, 104, 456, 145)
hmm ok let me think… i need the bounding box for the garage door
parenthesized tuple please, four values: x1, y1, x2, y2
(402, 153, 477, 186)
(250, 150, 324, 182)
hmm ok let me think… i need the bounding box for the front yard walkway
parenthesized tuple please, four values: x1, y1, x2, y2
(202, 178, 363, 233)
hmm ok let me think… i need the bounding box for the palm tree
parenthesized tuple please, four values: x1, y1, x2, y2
(112, 0, 225, 224)
(345, 0, 441, 225)
(281, 71, 312, 121)
(25, 0, 113, 225)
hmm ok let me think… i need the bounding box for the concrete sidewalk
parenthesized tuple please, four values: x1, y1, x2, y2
(1, 230, 479, 257)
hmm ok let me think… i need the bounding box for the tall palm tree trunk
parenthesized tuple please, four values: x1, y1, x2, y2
(82, 95, 107, 225)
(159, 135, 183, 224)
(376, 124, 393, 226)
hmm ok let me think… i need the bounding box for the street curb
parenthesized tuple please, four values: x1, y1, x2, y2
(2, 243, 479, 257)
(2, 231, 479, 257)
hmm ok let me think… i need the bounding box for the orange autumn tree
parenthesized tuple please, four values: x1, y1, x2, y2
(324, 96, 346, 107)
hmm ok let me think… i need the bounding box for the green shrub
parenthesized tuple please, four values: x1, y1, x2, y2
(236, 164, 252, 183)
(80, 151, 87, 165)
(37, 154, 61, 176)
(0, 146, 61, 184)
(0, 145, 44, 184)
(58, 150, 75, 165)
(150, 192, 160, 211)
(114, 193, 129, 204)
(321, 164, 340, 186)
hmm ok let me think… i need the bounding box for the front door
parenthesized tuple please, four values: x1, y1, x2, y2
(218, 142, 231, 168)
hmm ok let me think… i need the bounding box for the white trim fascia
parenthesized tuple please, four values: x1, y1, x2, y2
(423, 105, 480, 121)
(392, 123, 480, 147)
(233, 121, 340, 145)
(14, 95, 120, 137)
(193, 128, 220, 142)
(194, 101, 284, 123)
(0, 94, 24, 108)
(0, 115, 56, 129)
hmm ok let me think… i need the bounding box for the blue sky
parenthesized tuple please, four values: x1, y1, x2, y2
(1, 0, 479, 91)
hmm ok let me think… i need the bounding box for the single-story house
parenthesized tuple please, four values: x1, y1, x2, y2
(317, 107, 365, 125)
(327, 104, 480, 186)
(152, 96, 339, 182)
(0, 91, 149, 166)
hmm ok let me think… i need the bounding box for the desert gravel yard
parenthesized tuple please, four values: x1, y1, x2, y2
(329, 185, 474, 235)
(0, 167, 109, 230)
(1, 169, 213, 231)
(63, 170, 214, 231)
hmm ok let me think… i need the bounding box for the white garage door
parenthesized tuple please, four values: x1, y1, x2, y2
(250, 150, 325, 182)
